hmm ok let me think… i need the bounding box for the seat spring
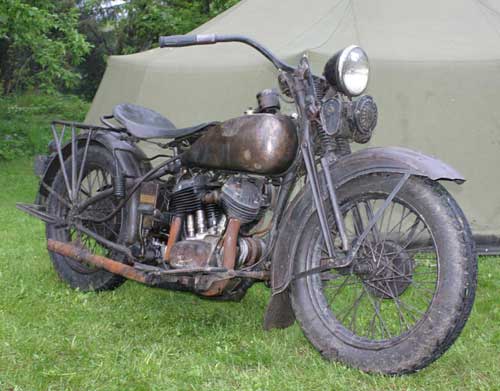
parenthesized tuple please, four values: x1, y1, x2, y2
(113, 174, 126, 198)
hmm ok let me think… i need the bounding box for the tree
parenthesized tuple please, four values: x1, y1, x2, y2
(74, 0, 239, 98)
(74, 0, 123, 99)
(0, 0, 91, 95)
(115, 0, 239, 54)
(0, 0, 239, 96)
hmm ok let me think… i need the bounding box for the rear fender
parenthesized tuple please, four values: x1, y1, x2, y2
(263, 146, 465, 329)
(37, 131, 150, 244)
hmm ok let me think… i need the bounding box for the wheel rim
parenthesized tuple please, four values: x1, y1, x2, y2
(54, 162, 122, 274)
(311, 195, 439, 347)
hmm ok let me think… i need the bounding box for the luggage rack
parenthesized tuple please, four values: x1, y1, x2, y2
(16, 116, 182, 247)
(16, 120, 120, 227)
(15, 114, 182, 254)
(51, 119, 124, 133)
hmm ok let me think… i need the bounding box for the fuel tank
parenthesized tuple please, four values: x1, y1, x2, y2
(181, 114, 298, 175)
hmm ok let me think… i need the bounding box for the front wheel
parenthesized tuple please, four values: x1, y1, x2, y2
(290, 174, 477, 374)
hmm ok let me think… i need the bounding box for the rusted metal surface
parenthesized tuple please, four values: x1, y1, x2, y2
(169, 239, 213, 268)
(331, 146, 465, 185)
(47, 239, 148, 284)
(164, 216, 182, 262)
(221, 218, 241, 270)
(48, 238, 270, 287)
(182, 114, 298, 175)
(202, 218, 241, 296)
(201, 190, 221, 204)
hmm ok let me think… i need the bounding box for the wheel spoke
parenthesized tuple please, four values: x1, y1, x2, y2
(50, 160, 122, 270)
(323, 274, 354, 300)
(346, 289, 366, 334)
(314, 188, 440, 343)
(71, 126, 78, 200)
(361, 283, 392, 339)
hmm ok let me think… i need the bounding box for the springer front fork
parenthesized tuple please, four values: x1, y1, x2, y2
(290, 57, 410, 272)
(300, 120, 410, 269)
(301, 137, 349, 258)
(300, 125, 349, 264)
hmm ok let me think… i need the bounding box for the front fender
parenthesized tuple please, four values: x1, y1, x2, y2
(331, 146, 465, 186)
(272, 146, 464, 294)
(264, 146, 465, 330)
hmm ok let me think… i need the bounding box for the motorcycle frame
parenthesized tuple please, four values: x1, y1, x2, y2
(17, 34, 467, 293)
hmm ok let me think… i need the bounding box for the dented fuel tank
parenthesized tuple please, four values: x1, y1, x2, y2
(181, 114, 298, 175)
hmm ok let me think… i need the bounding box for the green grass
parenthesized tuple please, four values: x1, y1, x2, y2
(0, 93, 89, 161)
(1, 159, 499, 390)
(0, 94, 499, 389)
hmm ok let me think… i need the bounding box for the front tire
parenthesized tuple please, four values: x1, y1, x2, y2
(290, 174, 477, 374)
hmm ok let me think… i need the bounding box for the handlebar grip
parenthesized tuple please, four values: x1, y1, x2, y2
(159, 34, 217, 48)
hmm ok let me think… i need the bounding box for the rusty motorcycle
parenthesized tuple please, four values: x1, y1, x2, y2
(17, 34, 477, 374)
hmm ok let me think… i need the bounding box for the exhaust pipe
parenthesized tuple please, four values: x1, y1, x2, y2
(47, 239, 150, 284)
(200, 218, 241, 296)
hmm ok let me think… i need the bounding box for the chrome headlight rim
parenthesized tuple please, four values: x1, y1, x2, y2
(325, 45, 370, 97)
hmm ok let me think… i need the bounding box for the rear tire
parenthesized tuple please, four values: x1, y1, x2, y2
(46, 145, 127, 292)
(290, 174, 477, 374)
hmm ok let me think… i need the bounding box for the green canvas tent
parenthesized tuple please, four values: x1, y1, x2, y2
(86, 0, 500, 250)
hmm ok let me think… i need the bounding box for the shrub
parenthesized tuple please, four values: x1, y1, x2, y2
(0, 93, 89, 161)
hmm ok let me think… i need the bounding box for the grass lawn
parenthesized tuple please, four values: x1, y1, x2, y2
(0, 95, 499, 389)
(0, 93, 88, 161)
(0, 160, 499, 390)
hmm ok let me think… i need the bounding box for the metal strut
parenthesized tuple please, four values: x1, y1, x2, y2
(320, 155, 349, 251)
(294, 172, 411, 279)
(301, 140, 336, 258)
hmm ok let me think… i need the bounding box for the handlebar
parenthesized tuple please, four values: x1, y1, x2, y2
(159, 34, 295, 72)
(159, 34, 216, 47)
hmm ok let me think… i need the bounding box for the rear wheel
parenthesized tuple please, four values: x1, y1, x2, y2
(46, 145, 127, 291)
(290, 174, 477, 374)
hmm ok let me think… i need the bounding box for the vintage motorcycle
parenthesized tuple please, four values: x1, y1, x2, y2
(17, 34, 477, 374)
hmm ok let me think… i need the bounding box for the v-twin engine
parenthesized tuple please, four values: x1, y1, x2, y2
(166, 174, 267, 272)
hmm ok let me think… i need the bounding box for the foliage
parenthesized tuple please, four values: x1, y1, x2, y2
(0, 0, 91, 95)
(117, 0, 239, 54)
(0, 93, 89, 161)
(74, 0, 239, 99)
(0, 0, 239, 99)
(1, 158, 500, 389)
(0, 1, 239, 159)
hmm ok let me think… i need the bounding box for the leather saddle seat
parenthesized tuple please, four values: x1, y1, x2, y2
(112, 103, 216, 139)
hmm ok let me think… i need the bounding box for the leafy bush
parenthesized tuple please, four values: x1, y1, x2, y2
(0, 93, 89, 161)
(0, 0, 239, 98)
(0, 0, 91, 95)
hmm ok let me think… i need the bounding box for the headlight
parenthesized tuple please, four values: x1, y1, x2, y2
(323, 45, 369, 96)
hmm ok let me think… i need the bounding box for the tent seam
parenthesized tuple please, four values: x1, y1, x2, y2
(307, 0, 352, 51)
(276, 0, 346, 52)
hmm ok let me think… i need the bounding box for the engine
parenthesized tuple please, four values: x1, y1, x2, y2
(137, 173, 268, 277)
